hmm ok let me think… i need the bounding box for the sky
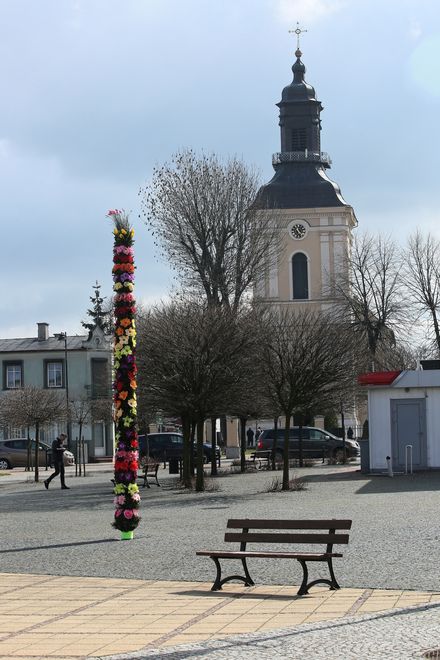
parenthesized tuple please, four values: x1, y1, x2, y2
(1, 0, 440, 339)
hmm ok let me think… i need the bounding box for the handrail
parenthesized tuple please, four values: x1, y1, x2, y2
(272, 150, 332, 166)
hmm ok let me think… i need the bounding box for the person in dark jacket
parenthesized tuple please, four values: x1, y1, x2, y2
(44, 434, 69, 489)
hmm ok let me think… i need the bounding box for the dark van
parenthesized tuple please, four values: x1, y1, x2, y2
(138, 432, 220, 464)
(255, 427, 360, 461)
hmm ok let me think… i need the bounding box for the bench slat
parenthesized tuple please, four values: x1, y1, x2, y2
(196, 550, 343, 559)
(224, 532, 350, 545)
(227, 519, 352, 530)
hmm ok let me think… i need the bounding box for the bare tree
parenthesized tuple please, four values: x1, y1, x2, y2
(259, 309, 357, 490)
(137, 300, 258, 490)
(0, 387, 66, 482)
(335, 233, 406, 370)
(140, 150, 280, 312)
(404, 231, 440, 355)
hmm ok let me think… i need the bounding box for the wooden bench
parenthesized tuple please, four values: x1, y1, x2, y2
(140, 458, 161, 489)
(197, 518, 352, 596)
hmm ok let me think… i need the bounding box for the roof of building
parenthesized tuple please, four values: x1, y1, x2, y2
(255, 162, 349, 209)
(0, 335, 88, 353)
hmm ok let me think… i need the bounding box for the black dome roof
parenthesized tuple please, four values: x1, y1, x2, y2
(255, 162, 347, 210)
(280, 50, 317, 102)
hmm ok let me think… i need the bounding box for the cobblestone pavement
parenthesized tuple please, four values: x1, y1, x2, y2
(1, 463, 440, 592)
(104, 601, 440, 660)
(2, 464, 440, 658)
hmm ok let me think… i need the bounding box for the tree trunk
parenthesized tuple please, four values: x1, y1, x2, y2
(78, 423, 83, 476)
(190, 421, 196, 477)
(298, 423, 303, 468)
(195, 418, 205, 492)
(182, 415, 192, 488)
(240, 416, 247, 473)
(210, 416, 218, 476)
(34, 421, 40, 483)
(271, 416, 278, 471)
(26, 431, 32, 472)
(282, 414, 291, 490)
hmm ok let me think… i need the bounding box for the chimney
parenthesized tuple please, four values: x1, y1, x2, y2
(37, 322, 49, 342)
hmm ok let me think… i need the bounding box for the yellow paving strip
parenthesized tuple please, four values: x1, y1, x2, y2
(0, 574, 439, 657)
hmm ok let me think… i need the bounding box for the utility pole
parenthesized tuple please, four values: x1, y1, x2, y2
(56, 332, 70, 449)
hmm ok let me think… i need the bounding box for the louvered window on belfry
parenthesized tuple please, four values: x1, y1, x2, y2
(291, 128, 307, 151)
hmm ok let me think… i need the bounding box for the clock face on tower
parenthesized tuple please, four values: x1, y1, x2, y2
(290, 222, 307, 240)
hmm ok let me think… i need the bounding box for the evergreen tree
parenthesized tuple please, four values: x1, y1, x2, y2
(82, 281, 112, 335)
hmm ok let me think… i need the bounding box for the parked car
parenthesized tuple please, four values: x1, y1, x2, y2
(0, 439, 75, 470)
(255, 427, 360, 461)
(138, 432, 220, 464)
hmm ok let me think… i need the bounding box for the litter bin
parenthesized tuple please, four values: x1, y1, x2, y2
(168, 458, 180, 474)
(358, 439, 370, 474)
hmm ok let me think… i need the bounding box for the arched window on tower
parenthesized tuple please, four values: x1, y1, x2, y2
(292, 253, 309, 300)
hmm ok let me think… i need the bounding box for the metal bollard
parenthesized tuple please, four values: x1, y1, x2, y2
(386, 455, 393, 477)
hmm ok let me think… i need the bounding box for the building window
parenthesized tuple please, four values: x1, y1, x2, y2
(291, 128, 307, 151)
(3, 362, 23, 389)
(91, 359, 109, 399)
(292, 253, 309, 299)
(46, 361, 63, 388)
(4, 426, 26, 439)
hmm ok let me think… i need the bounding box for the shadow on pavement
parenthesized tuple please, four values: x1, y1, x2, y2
(301, 469, 440, 494)
(0, 538, 118, 554)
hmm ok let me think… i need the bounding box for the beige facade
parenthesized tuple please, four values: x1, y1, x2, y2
(256, 206, 357, 312)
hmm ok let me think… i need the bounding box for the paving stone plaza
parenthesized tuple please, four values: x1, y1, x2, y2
(1, 461, 440, 658)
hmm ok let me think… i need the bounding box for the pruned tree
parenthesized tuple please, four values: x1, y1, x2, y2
(403, 231, 440, 355)
(335, 233, 406, 371)
(137, 299, 259, 490)
(0, 387, 66, 482)
(259, 309, 357, 489)
(140, 149, 280, 312)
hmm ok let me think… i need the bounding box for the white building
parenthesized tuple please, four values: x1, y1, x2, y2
(0, 322, 113, 459)
(360, 365, 440, 472)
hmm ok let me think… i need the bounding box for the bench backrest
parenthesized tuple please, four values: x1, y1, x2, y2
(225, 519, 352, 552)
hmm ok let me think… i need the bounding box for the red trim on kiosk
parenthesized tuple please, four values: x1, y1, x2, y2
(358, 371, 401, 386)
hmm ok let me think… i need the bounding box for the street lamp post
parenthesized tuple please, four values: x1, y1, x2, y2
(56, 332, 70, 449)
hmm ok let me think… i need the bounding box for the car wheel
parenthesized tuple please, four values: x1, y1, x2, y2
(274, 449, 283, 463)
(334, 449, 346, 463)
(0, 458, 11, 470)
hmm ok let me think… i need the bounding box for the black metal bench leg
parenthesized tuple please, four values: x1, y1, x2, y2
(327, 557, 340, 590)
(241, 558, 255, 586)
(211, 557, 223, 591)
(209, 557, 255, 591)
(297, 559, 309, 595)
(297, 559, 340, 596)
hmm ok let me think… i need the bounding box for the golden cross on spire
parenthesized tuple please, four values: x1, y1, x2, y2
(289, 22, 308, 50)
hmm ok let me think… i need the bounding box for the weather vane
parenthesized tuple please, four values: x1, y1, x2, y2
(289, 22, 308, 50)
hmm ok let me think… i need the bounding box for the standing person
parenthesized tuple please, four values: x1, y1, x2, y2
(44, 434, 69, 490)
(246, 427, 254, 448)
(347, 427, 354, 440)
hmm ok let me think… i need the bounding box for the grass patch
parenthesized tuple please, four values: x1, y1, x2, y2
(264, 474, 308, 492)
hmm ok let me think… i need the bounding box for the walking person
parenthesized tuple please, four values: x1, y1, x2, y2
(44, 434, 69, 490)
(246, 427, 254, 448)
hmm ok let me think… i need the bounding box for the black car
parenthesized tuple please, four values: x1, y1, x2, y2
(255, 427, 360, 461)
(138, 432, 220, 464)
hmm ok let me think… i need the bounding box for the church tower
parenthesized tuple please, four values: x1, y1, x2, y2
(255, 42, 357, 311)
